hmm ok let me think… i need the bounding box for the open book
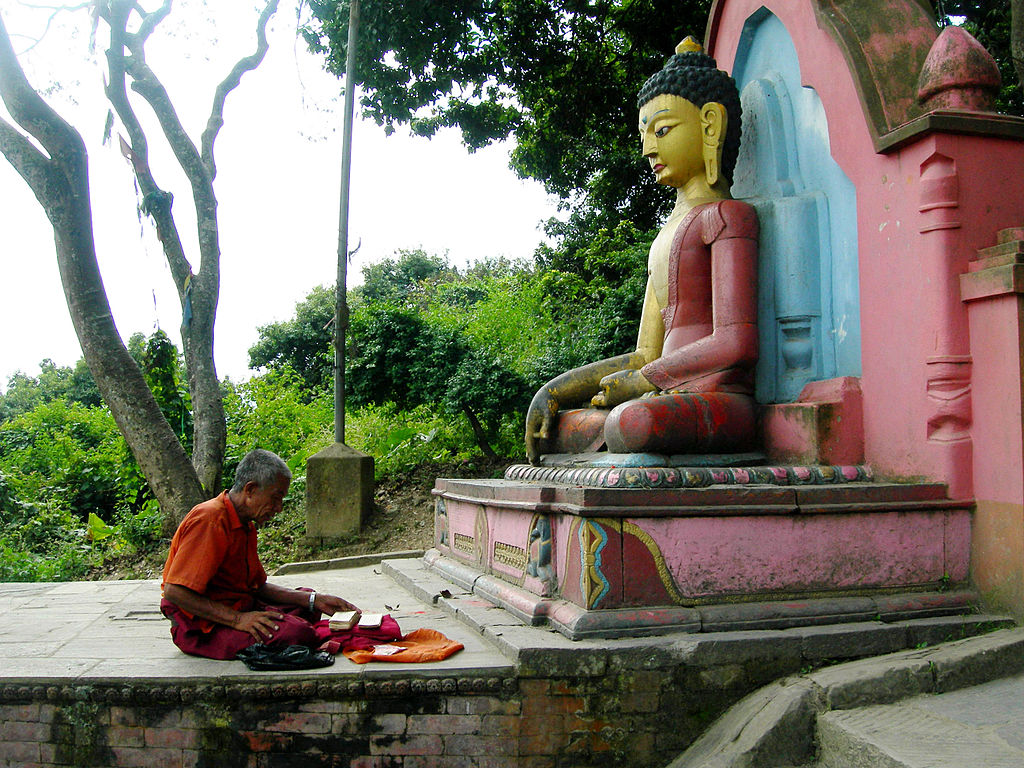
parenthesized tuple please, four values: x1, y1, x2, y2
(356, 612, 383, 629)
(328, 610, 384, 630)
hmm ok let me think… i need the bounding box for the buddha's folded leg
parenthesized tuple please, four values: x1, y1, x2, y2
(604, 392, 756, 454)
(551, 408, 611, 454)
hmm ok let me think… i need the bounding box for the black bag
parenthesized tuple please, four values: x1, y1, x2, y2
(236, 643, 335, 671)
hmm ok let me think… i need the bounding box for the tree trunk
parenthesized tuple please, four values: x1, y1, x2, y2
(462, 405, 498, 459)
(0, 14, 205, 531)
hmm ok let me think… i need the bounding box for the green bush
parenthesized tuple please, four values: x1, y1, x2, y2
(114, 500, 164, 552)
(222, 368, 334, 485)
(0, 479, 95, 582)
(345, 402, 480, 479)
(0, 400, 129, 522)
(0, 537, 94, 582)
(0, 401, 148, 582)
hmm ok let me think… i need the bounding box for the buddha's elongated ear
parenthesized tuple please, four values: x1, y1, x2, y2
(701, 102, 727, 187)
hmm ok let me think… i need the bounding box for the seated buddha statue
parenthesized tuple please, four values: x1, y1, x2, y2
(525, 38, 759, 464)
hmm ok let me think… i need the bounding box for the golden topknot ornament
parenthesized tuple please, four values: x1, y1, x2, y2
(676, 36, 704, 55)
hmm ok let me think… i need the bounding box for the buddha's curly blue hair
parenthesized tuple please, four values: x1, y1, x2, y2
(637, 49, 743, 184)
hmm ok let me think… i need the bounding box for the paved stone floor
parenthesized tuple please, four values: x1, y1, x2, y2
(0, 559, 513, 682)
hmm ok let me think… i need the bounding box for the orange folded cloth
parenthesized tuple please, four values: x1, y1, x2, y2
(343, 628, 464, 664)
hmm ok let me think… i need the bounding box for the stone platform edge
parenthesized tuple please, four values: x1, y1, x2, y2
(386, 553, 1005, 645)
(0, 673, 516, 708)
(435, 475, 960, 518)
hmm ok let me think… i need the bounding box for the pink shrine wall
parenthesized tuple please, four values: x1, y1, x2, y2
(707, 0, 1024, 616)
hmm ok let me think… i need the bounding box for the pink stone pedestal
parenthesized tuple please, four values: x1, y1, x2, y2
(430, 473, 973, 639)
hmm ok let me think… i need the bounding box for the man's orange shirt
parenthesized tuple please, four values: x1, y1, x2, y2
(162, 491, 267, 629)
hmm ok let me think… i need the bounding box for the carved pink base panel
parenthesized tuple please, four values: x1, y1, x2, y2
(641, 511, 968, 599)
(434, 478, 970, 610)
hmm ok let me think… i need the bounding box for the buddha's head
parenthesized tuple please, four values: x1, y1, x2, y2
(637, 38, 742, 191)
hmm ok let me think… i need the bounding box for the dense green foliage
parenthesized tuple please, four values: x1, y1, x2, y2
(0, 343, 178, 580)
(0, 359, 101, 422)
(249, 235, 650, 457)
(302, 2, 1023, 231)
(302, 0, 712, 230)
(248, 285, 335, 395)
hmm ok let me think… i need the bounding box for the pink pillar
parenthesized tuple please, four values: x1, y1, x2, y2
(961, 228, 1024, 619)
(917, 147, 973, 500)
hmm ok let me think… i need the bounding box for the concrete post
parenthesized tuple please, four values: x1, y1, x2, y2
(305, 443, 374, 544)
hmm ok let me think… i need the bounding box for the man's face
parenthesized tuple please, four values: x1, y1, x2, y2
(243, 475, 290, 528)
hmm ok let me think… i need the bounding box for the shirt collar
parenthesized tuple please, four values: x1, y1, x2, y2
(222, 491, 250, 531)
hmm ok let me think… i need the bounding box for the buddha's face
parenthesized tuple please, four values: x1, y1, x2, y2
(638, 93, 705, 189)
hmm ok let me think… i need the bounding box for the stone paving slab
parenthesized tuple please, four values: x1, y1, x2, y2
(0, 560, 514, 682)
(914, 673, 1024, 752)
(818, 681, 1024, 768)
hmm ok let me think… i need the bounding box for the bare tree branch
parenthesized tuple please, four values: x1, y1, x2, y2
(202, 0, 279, 177)
(9, 2, 91, 53)
(99, 0, 265, 494)
(0, 8, 206, 526)
(124, 54, 207, 185)
(134, 0, 171, 44)
(102, 0, 191, 291)
(0, 115, 61, 204)
(0, 10, 84, 166)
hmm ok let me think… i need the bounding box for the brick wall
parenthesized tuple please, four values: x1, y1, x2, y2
(0, 663, 757, 768)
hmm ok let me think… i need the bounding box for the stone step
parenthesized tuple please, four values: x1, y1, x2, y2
(817, 701, 1024, 768)
(667, 628, 1024, 768)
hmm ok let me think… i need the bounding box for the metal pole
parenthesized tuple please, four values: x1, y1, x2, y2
(334, 0, 359, 444)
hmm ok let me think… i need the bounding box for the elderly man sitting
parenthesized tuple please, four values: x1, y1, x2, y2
(161, 449, 359, 660)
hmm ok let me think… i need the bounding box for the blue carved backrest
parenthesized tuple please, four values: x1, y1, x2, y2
(729, 9, 861, 403)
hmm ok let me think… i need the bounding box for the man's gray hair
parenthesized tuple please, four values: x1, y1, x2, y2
(231, 449, 291, 492)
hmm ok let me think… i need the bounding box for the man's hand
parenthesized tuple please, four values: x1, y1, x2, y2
(233, 609, 286, 642)
(314, 593, 359, 615)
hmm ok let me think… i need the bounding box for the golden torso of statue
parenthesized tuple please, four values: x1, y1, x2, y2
(640, 202, 718, 367)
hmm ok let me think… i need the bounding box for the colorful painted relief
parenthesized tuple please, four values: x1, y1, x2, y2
(525, 515, 557, 593)
(579, 520, 611, 609)
(561, 518, 684, 610)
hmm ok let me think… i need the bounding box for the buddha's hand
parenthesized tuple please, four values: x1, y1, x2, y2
(525, 388, 560, 465)
(592, 369, 658, 408)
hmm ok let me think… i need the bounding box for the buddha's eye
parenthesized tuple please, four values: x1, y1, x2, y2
(655, 125, 671, 138)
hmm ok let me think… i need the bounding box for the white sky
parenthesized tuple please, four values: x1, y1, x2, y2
(0, 1, 559, 391)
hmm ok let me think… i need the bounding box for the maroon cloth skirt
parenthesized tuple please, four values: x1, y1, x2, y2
(160, 596, 321, 661)
(161, 594, 404, 661)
